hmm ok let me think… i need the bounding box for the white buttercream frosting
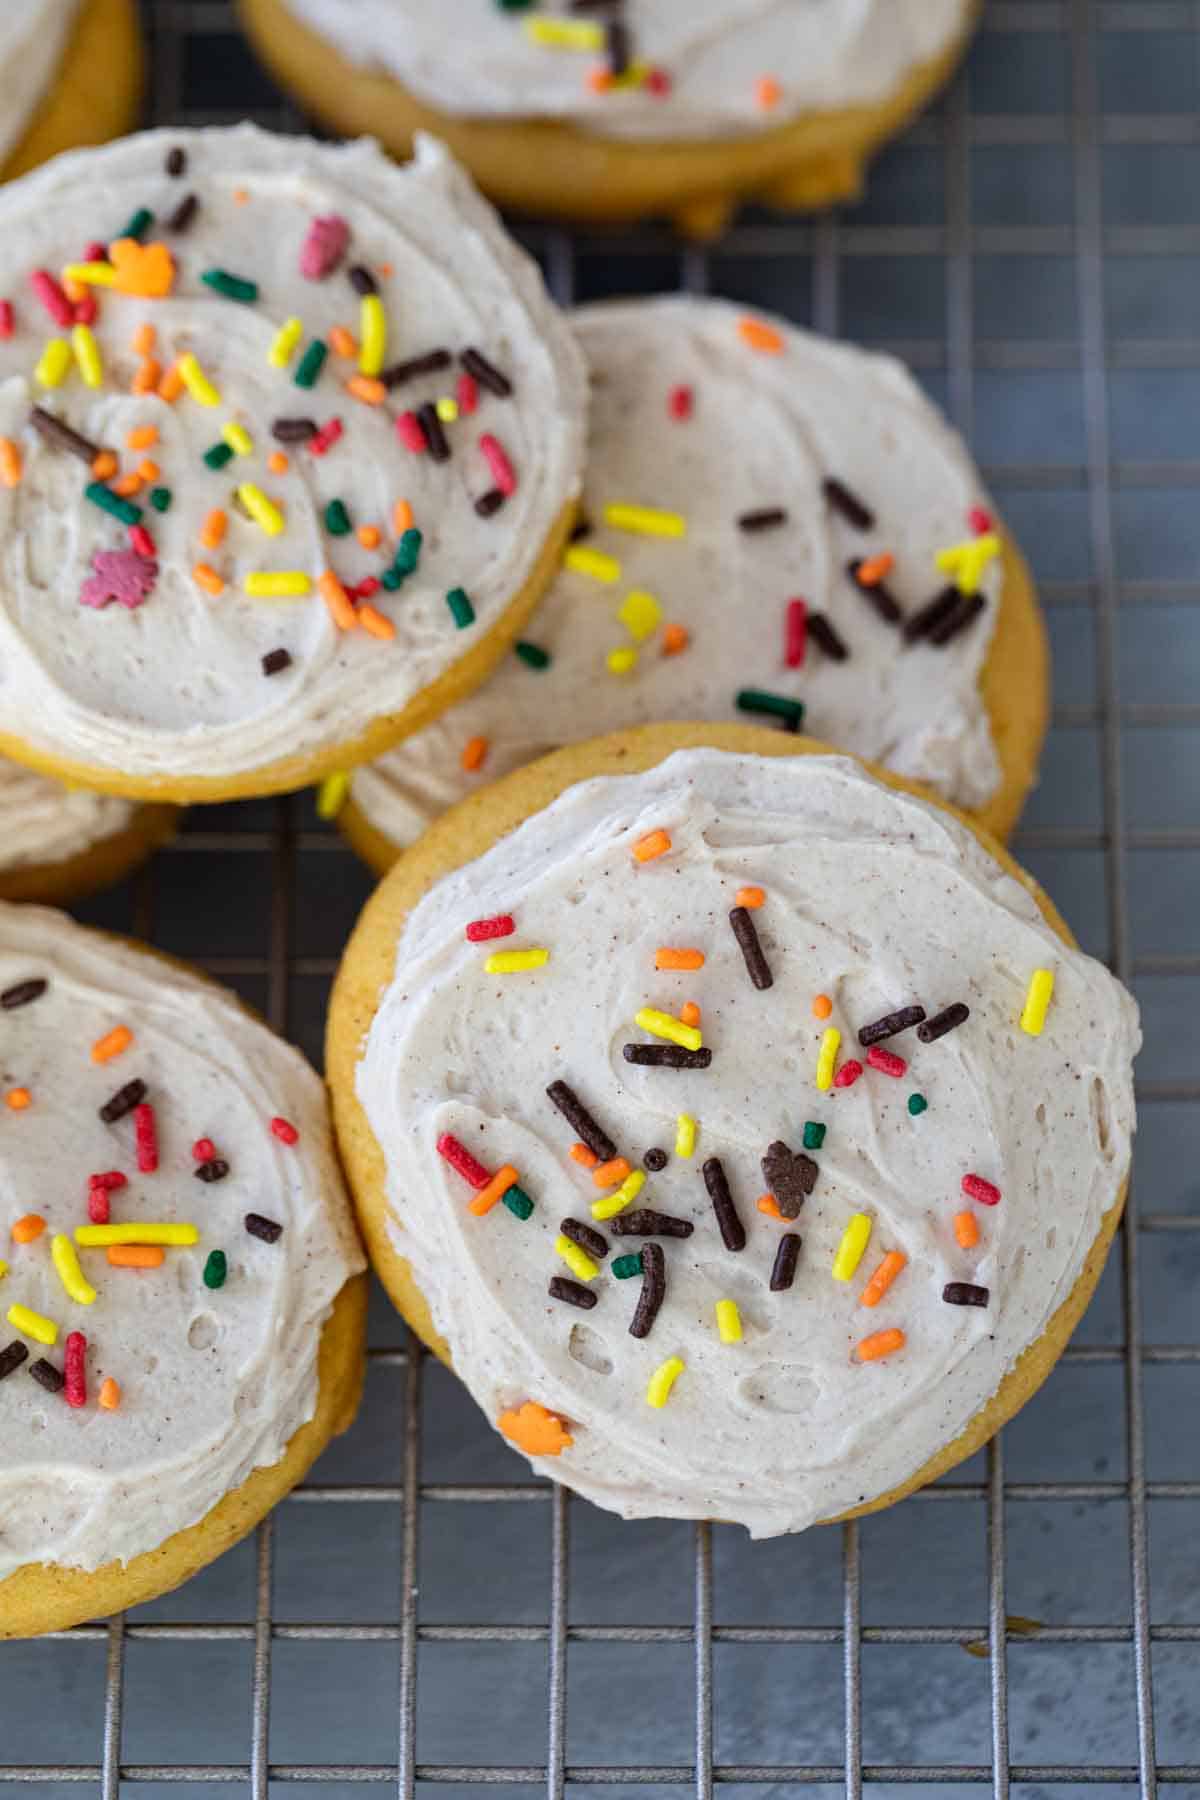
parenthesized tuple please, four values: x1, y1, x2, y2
(0, 1, 81, 168)
(0, 904, 364, 1578)
(352, 297, 1003, 851)
(282, 0, 969, 143)
(355, 749, 1139, 1536)
(0, 757, 135, 872)
(0, 126, 586, 787)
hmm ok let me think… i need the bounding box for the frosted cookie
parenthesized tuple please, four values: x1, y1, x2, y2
(0, 2, 142, 184)
(0, 127, 586, 803)
(237, 0, 978, 235)
(343, 297, 1046, 870)
(0, 904, 367, 1637)
(329, 724, 1139, 1537)
(0, 758, 175, 904)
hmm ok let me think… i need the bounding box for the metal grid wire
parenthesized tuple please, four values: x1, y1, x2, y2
(4, 0, 1200, 1792)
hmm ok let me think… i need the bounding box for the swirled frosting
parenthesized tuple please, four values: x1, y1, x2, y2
(283, 0, 969, 143)
(0, 126, 586, 788)
(0, 904, 364, 1578)
(352, 297, 1003, 851)
(355, 749, 1139, 1536)
(0, 2, 81, 168)
(0, 756, 134, 871)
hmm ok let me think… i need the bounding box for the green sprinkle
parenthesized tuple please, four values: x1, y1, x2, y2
(116, 207, 153, 242)
(503, 1186, 534, 1220)
(802, 1121, 826, 1151)
(84, 480, 142, 526)
(497, 0, 535, 9)
(149, 486, 172, 513)
(203, 441, 234, 470)
(381, 568, 404, 591)
(294, 339, 328, 390)
(203, 1250, 227, 1291)
(515, 641, 551, 670)
(446, 587, 475, 629)
(908, 1094, 928, 1117)
(201, 267, 259, 303)
(325, 498, 352, 537)
(735, 688, 805, 728)
(612, 1253, 644, 1280)
(395, 527, 423, 573)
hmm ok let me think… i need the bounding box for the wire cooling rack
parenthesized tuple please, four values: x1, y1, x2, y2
(4, 0, 1200, 1793)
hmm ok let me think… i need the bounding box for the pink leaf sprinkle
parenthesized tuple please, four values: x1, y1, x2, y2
(79, 549, 158, 611)
(300, 214, 350, 280)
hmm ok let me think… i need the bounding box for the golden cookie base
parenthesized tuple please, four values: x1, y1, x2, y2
(1, 0, 143, 183)
(0, 803, 177, 905)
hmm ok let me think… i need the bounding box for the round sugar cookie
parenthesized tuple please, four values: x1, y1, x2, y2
(0, 757, 175, 904)
(0, 1, 142, 185)
(329, 723, 1138, 1537)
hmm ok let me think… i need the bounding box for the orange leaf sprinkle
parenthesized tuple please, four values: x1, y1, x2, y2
(497, 1400, 573, 1458)
(109, 237, 175, 299)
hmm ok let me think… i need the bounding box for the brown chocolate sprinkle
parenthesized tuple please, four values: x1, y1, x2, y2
(729, 905, 773, 990)
(807, 612, 849, 662)
(943, 1282, 989, 1307)
(703, 1157, 746, 1252)
(165, 145, 186, 177)
(737, 507, 788, 532)
(245, 1213, 283, 1244)
(348, 264, 379, 295)
(461, 347, 513, 398)
(416, 401, 450, 463)
(29, 1357, 64, 1393)
(560, 1217, 609, 1260)
(569, 515, 592, 541)
(611, 1209, 694, 1239)
(629, 1241, 665, 1339)
(823, 477, 874, 531)
(917, 1002, 970, 1043)
(29, 405, 100, 464)
(549, 1276, 597, 1310)
(195, 1159, 230, 1183)
(760, 1141, 817, 1220)
(848, 559, 902, 625)
(930, 592, 986, 647)
(271, 417, 319, 443)
(546, 1080, 618, 1163)
(770, 1233, 802, 1292)
(0, 1341, 29, 1381)
(474, 488, 505, 518)
(100, 1078, 146, 1124)
(261, 648, 292, 677)
(607, 19, 631, 75)
(1, 978, 47, 1009)
(380, 349, 452, 389)
(165, 192, 198, 234)
(623, 1044, 713, 1069)
(643, 1147, 669, 1172)
(858, 1005, 926, 1048)
(902, 585, 960, 644)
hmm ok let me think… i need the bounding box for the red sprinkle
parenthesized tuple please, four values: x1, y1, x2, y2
(457, 372, 479, 416)
(30, 269, 73, 327)
(479, 433, 517, 496)
(73, 293, 98, 327)
(270, 1116, 299, 1145)
(134, 1102, 158, 1173)
(962, 1173, 1001, 1206)
(84, 240, 107, 264)
(192, 1138, 216, 1162)
(65, 1331, 87, 1409)
(354, 576, 382, 600)
(89, 1170, 128, 1191)
(833, 1059, 864, 1089)
(396, 411, 427, 453)
(645, 66, 671, 94)
(668, 385, 693, 421)
(0, 301, 13, 339)
(466, 914, 516, 943)
(437, 1131, 490, 1190)
(87, 1185, 109, 1224)
(867, 1046, 907, 1078)
(785, 598, 807, 669)
(308, 417, 344, 456)
(968, 506, 994, 536)
(129, 524, 156, 559)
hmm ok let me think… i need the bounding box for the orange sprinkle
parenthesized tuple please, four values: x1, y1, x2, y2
(91, 1025, 133, 1064)
(329, 325, 358, 359)
(157, 360, 184, 402)
(738, 316, 785, 354)
(855, 1327, 906, 1363)
(655, 947, 705, 971)
(6, 1088, 31, 1111)
(468, 1163, 519, 1217)
(633, 828, 671, 864)
(12, 1213, 45, 1244)
(126, 423, 158, 449)
(587, 67, 614, 93)
(756, 75, 782, 109)
(200, 507, 227, 550)
(98, 1377, 121, 1411)
(461, 735, 489, 773)
(348, 374, 386, 406)
(357, 524, 382, 550)
(233, 186, 249, 205)
(136, 458, 160, 484)
(378, 263, 393, 278)
(131, 323, 156, 357)
(856, 552, 895, 588)
(497, 1400, 573, 1458)
(679, 1002, 701, 1028)
(358, 603, 396, 641)
(593, 1157, 631, 1189)
(107, 1245, 165, 1269)
(860, 1250, 907, 1309)
(569, 1142, 599, 1170)
(0, 437, 22, 488)
(91, 450, 118, 481)
(757, 1193, 785, 1220)
(132, 357, 161, 395)
(736, 886, 766, 910)
(268, 450, 289, 475)
(63, 276, 86, 304)
(318, 569, 357, 631)
(812, 993, 833, 1020)
(393, 498, 414, 535)
(112, 472, 143, 498)
(954, 1210, 981, 1249)
(661, 622, 690, 656)
(193, 562, 224, 598)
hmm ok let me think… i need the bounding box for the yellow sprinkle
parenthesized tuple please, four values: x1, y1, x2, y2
(7, 1303, 57, 1346)
(268, 316, 304, 369)
(51, 1233, 98, 1307)
(1020, 968, 1055, 1037)
(35, 338, 72, 388)
(238, 482, 285, 537)
(591, 1168, 645, 1222)
(675, 1113, 697, 1159)
(935, 533, 1002, 596)
(603, 503, 687, 539)
(715, 1299, 743, 1344)
(816, 1026, 841, 1092)
(564, 545, 621, 584)
(74, 1223, 199, 1248)
(243, 570, 311, 598)
(646, 1355, 685, 1409)
(0, 1260, 7, 1282)
(484, 949, 550, 974)
(554, 1233, 599, 1282)
(635, 1007, 702, 1053)
(524, 17, 604, 48)
(178, 351, 221, 407)
(71, 323, 103, 389)
(617, 588, 663, 642)
(62, 261, 117, 287)
(223, 421, 254, 456)
(316, 771, 350, 820)
(607, 646, 639, 676)
(359, 293, 387, 377)
(832, 1213, 873, 1283)
(435, 396, 459, 423)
